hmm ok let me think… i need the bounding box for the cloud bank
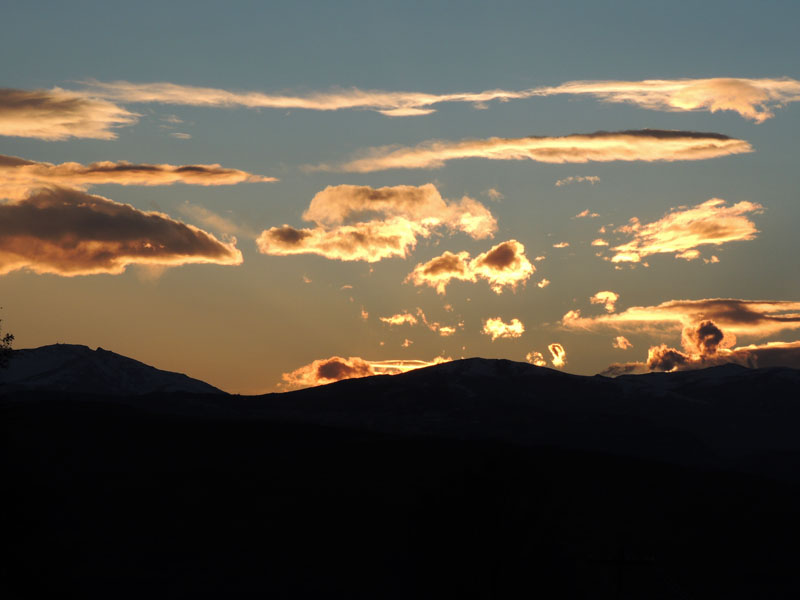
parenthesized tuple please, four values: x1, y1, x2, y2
(0, 187, 242, 276)
(257, 184, 496, 263)
(327, 130, 752, 173)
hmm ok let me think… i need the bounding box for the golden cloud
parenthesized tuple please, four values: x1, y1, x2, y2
(0, 88, 138, 140)
(407, 239, 534, 295)
(281, 355, 451, 389)
(0, 187, 242, 276)
(590, 290, 619, 313)
(612, 336, 633, 350)
(563, 298, 800, 340)
(608, 199, 763, 263)
(482, 317, 525, 341)
(379, 312, 419, 326)
(0, 154, 275, 201)
(525, 351, 547, 367)
(257, 184, 496, 263)
(548, 343, 567, 368)
(327, 130, 752, 173)
(537, 77, 800, 123)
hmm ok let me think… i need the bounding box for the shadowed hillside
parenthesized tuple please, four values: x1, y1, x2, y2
(4, 356, 800, 598)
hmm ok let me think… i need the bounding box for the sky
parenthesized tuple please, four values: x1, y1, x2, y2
(2, 0, 800, 393)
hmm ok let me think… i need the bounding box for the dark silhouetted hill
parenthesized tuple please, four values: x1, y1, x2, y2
(4, 356, 800, 599)
(0, 344, 222, 395)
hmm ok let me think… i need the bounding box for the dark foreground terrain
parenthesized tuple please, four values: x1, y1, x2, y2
(4, 358, 800, 598)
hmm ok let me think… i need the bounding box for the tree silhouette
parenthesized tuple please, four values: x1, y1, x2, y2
(0, 316, 13, 369)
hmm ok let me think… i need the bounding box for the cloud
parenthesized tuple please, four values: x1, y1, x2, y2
(257, 184, 496, 263)
(406, 239, 534, 295)
(536, 77, 800, 123)
(591, 238, 608, 246)
(556, 175, 600, 187)
(0, 154, 275, 201)
(0, 187, 242, 276)
(574, 209, 600, 219)
(379, 312, 418, 326)
(0, 88, 138, 140)
(82, 77, 800, 123)
(176, 202, 248, 237)
(548, 343, 567, 368)
(537, 278, 550, 288)
(83, 79, 536, 117)
(482, 317, 525, 341)
(553, 242, 570, 248)
(301, 184, 495, 239)
(590, 290, 619, 313)
(326, 130, 752, 173)
(486, 188, 504, 201)
(601, 315, 800, 375)
(281, 355, 451, 389)
(612, 336, 633, 349)
(608, 199, 763, 263)
(563, 298, 800, 340)
(525, 351, 547, 367)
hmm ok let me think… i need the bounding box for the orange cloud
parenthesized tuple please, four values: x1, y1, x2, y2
(608, 199, 763, 263)
(537, 77, 800, 123)
(525, 351, 547, 367)
(327, 130, 752, 173)
(406, 240, 534, 295)
(257, 184, 496, 263)
(281, 355, 451, 389)
(482, 317, 525, 341)
(548, 343, 567, 368)
(0, 154, 275, 200)
(0, 187, 242, 276)
(562, 298, 800, 339)
(574, 209, 600, 218)
(537, 278, 550, 288)
(612, 336, 633, 349)
(379, 312, 418, 326)
(0, 88, 137, 140)
(590, 290, 619, 313)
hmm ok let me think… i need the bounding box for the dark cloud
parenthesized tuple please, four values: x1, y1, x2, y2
(0, 187, 242, 276)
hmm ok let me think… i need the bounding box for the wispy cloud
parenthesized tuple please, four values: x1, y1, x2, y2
(612, 336, 633, 349)
(280, 355, 451, 389)
(0, 187, 242, 276)
(482, 317, 525, 341)
(324, 130, 752, 173)
(82, 79, 535, 117)
(257, 184, 496, 263)
(536, 77, 800, 123)
(406, 240, 534, 295)
(607, 198, 763, 263)
(81, 77, 800, 123)
(0, 88, 137, 140)
(555, 175, 600, 187)
(0, 154, 275, 200)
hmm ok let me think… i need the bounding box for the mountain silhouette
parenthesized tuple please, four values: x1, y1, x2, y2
(3, 353, 800, 598)
(0, 344, 222, 395)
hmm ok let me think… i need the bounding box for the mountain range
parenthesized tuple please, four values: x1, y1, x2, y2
(3, 346, 800, 598)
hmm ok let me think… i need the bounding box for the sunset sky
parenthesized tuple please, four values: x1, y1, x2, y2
(2, 0, 800, 393)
